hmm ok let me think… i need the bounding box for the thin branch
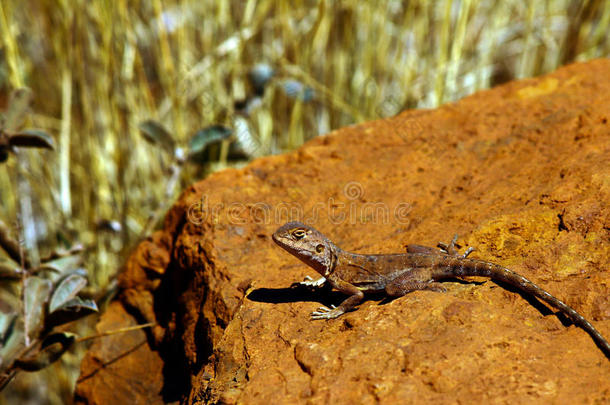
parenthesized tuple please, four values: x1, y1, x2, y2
(0, 370, 17, 392)
(76, 322, 156, 343)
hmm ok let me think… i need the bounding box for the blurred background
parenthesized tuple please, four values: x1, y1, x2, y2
(0, 0, 608, 403)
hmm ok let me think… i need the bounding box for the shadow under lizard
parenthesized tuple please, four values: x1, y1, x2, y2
(272, 221, 610, 360)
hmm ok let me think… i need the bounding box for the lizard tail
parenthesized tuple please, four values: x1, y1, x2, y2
(435, 258, 610, 359)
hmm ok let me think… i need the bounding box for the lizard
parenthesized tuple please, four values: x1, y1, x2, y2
(272, 221, 610, 359)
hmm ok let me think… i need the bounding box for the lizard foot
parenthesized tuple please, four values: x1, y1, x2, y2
(426, 281, 447, 293)
(291, 276, 327, 288)
(437, 234, 475, 258)
(311, 305, 343, 320)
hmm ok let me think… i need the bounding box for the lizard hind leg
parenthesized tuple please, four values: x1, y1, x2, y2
(385, 270, 447, 297)
(437, 234, 475, 259)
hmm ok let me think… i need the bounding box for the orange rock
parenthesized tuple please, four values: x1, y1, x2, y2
(76, 59, 610, 404)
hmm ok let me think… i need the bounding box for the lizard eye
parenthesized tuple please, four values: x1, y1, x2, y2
(292, 229, 306, 240)
(315, 244, 325, 253)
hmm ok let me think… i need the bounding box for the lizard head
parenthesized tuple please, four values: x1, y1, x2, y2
(272, 221, 338, 276)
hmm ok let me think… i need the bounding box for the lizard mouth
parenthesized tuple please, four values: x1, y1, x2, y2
(272, 233, 302, 257)
(271, 232, 280, 244)
(271, 233, 289, 250)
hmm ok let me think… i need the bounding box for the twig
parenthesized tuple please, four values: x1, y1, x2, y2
(0, 370, 17, 391)
(76, 322, 156, 343)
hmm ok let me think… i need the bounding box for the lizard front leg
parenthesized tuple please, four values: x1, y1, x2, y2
(292, 275, 327, 288)
(311, 278, 363, 320)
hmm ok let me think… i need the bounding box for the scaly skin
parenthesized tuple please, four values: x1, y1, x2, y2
(272, 221, 610, 359)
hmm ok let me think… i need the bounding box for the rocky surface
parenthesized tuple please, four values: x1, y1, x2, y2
(76, 59, 610, 404)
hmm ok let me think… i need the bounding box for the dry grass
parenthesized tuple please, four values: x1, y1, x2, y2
(0, 0, 608, 403)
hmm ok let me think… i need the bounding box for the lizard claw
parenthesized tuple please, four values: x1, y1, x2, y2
(311, 305, 341, 320)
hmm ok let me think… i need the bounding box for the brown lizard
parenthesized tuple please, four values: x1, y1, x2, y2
(272, 221, 610, 359)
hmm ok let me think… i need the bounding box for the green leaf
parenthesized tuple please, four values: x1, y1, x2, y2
(23, 276, 52, 343)
(281, 79, 314, 101)
(229, 116, 259, 158)
(46, 297, 98, 328)
(248, 63, 275, 95)
(39, 254, 83, 276)
(9, 129, 55, 150)
(0, 262, 19, 278)
(0, 322, 24, 367)
(0, 311, 16, 345)
(59, 297, 97, 312)
(14, 332, 75, 372)
(138, 120, 175, 151)
(189, 125, 232, 155)
(49, 273, 87, 314)
(95, 219, 122, 233)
